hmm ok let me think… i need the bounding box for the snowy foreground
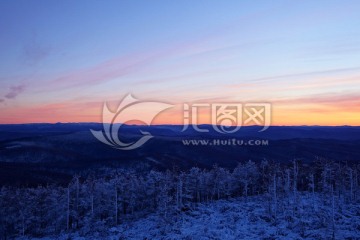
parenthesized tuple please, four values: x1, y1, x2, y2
(30, 194, 360, 240)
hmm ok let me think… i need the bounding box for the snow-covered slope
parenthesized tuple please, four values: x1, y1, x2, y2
(36, 194, 360, 240)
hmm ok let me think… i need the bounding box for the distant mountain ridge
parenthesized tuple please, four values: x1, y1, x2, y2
(0, 123, 359, 185)
(0, 123, 359, 141)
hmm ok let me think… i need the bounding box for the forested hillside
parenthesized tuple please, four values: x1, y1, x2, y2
(1, 159, 359, 239)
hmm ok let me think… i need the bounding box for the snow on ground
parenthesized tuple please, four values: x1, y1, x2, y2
(29, 194, 360, 240)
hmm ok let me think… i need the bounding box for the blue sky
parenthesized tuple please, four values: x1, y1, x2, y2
(0, 0, 359, 124)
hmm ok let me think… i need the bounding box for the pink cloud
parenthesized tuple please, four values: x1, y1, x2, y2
(228, 67, 360, 88)
(271, 92, 360, 114)
(37, 29, 245, 92)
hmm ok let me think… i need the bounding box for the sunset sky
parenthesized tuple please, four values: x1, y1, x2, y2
(0, 0, 359, 125)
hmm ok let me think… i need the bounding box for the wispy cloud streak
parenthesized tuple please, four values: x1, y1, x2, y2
(4, 84, 26, 99)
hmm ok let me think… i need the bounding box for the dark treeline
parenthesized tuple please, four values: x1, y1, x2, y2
(0, 159, 359, 239)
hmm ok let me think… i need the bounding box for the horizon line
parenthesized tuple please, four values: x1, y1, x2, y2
(0, 122, 359, 127)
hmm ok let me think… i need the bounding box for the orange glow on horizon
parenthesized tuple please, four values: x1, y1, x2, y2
(1, 104, 359, 126)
